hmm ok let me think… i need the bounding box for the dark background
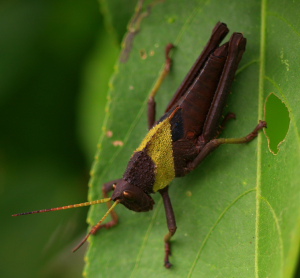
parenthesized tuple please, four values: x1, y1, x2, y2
(0, 0, 124, 277)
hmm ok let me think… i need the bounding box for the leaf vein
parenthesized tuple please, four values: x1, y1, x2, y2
(255, 0, 267, 276)
(268, 11, 300, 37)
(260, 196, 284, 275)
(188, 188, 257, 277)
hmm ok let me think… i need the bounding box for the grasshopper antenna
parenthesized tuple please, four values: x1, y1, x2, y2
(12, 198, 120, 252)
(72, 200, 120, 252)
(12, 197, 120, 252)
(12, 198, 113, 216)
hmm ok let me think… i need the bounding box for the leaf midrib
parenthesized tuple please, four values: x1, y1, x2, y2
(254, 0, 267, 276)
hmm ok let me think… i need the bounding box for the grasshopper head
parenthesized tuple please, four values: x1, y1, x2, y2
(111, 179, 154, 212)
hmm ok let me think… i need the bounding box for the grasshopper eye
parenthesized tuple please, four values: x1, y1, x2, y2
(123, 190, 137, 203)
(123, 191, 135, 202)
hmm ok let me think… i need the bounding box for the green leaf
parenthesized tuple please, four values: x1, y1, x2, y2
(84, 0, 300, 277)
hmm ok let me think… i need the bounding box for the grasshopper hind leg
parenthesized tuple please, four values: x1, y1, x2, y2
(213, 112, 236, 139)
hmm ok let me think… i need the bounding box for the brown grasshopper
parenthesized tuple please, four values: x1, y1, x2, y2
(13, 22, 266, 268)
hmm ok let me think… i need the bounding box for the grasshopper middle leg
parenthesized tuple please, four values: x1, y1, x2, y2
(159, 186, 177, 268)
(148, 43, 174, 129)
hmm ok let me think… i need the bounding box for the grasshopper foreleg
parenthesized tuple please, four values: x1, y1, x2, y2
(90, 179, 122, 235)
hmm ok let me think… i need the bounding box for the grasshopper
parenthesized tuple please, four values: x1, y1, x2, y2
(13, 22, 266, 268)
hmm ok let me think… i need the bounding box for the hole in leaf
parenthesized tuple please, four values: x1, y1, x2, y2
(264, 93, 290, 154)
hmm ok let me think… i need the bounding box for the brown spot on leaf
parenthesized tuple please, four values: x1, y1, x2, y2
(140, 49, 147, 60)
(106, 130, 113, 138)
(113, 140, 124, 147)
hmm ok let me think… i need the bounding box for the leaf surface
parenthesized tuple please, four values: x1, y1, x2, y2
(85, 1, 300, 277)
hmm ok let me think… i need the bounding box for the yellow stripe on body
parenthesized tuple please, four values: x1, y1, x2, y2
(135, 117, 175, 192)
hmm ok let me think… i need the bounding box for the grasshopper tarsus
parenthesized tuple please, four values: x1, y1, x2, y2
(165, 43, 175, 72)
(164, 262, 172, 269)
(164, 241, 173, 268)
